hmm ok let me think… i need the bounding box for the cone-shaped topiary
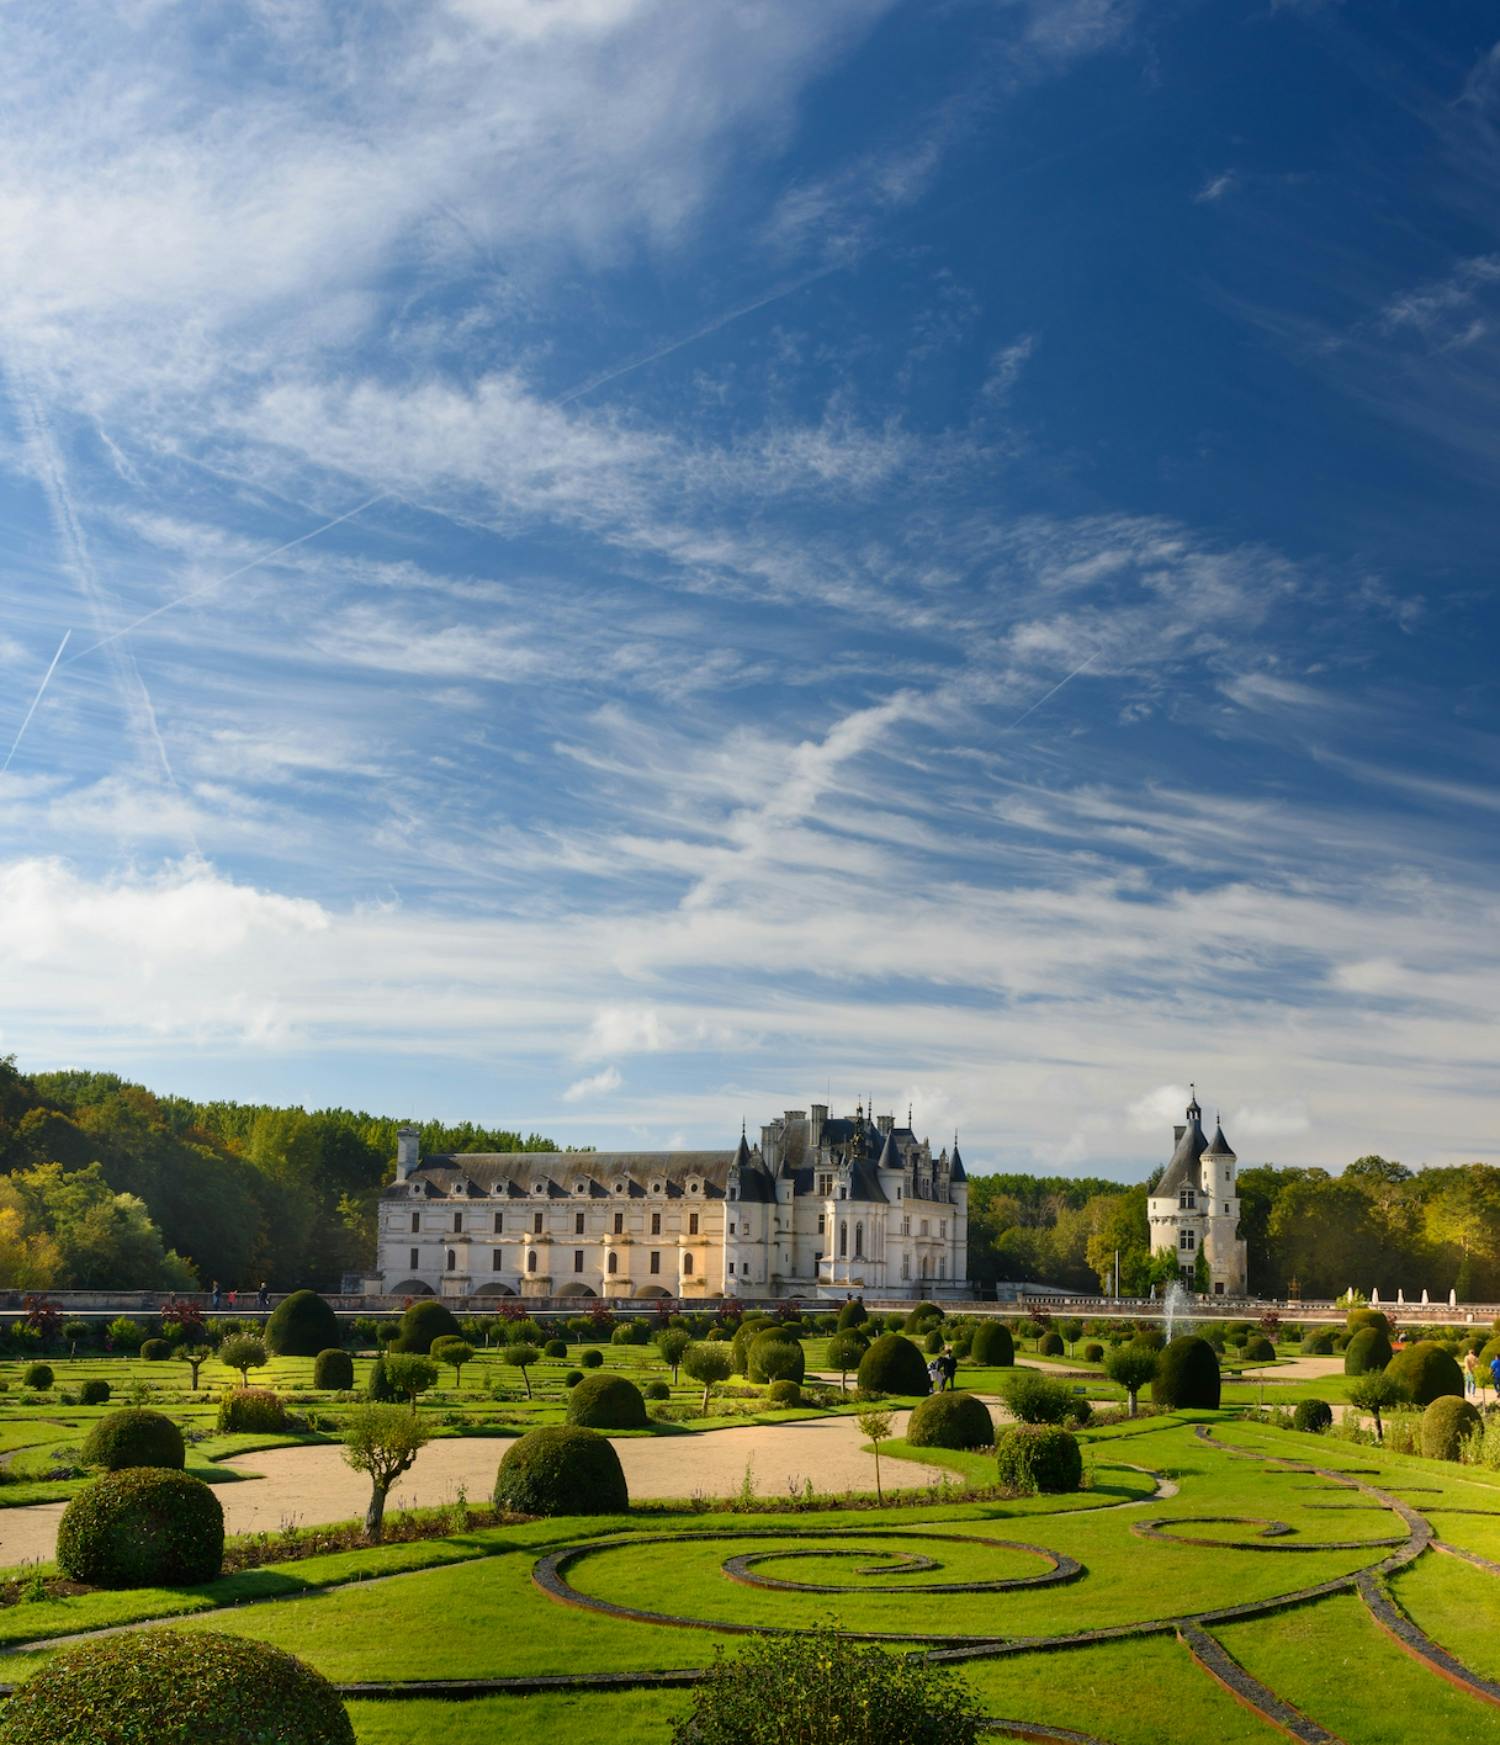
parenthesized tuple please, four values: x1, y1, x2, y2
(393, 1299, 461, 1353)
(0, 1629, 354, 1744)
(747, 1331, 805, 1385)
(266, 1290, 341, 1358)
(1421, 1395, 1482, 1461)
(493, 1425, 629, 1516)
(81, 1408, 185, 1472)
(905, 1390, 994, 1450)
(565, 1372, 649, 1429)
(836, 1298, 869, 1331)
(57, 1469, 224, 1588)
(1343, 1325, 1392, 1375)
(1151, 1335, 1221, 1410)
(313, 1348, 354, 1390)
(970, 1321, 1014, 1367)
(855, 1333, 930, 1396)
(1386, 1341, 1463, 1407)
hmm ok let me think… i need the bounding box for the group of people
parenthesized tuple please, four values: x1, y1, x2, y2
(1462, 1348, 1500, 1399)
(926, 1347, 959, 1392)
(208, 1281, 272, 1312)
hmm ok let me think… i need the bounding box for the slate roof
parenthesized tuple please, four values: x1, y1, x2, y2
(1153, 1109, 1208, 1199)
(383, 1149, 734, 1200)
(1205, 1120, 1236, 1159)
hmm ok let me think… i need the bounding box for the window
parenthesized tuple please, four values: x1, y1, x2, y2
(527, 1250, 537, 1273)
(689, 1212, 699, 1236)
(533, 1212, 543, 1234)
(901, 1254, 910, 1280)
(574, 1250, 584, 1273)
(896, 1187, 902, 1201)
(650, 1251, 661, 1275)
(817, 1173, 833, 1196)
(409, 1247, 419, 1270)
(727, 1260, 734, 1275)
(446, 1249, 456, 1271)
(684, 1253, 694, 1276)
(410, 1211, 420, 1232)
(689, 1179, 700, 1194)
(575, 1181, 585, 1195)
(817, 1213, 825, 1235)
(492, 1250, 503, 1271)
(607, 1251, 618, 1274)
(651, 1181, 662, 1195)
(493, 1212, 503, 1234)
(1179, 1187, 1196, 1210)
(1179, 1229, 1196, 1251)
(728, 1221, 736, 1235)
(453, 1212, 463, 1232)
(920, 1219, 929, 1237)
(613, 1211, 624, 1235)
(902, 1216, 910, 1236)
(838, 1224, 847, 1258)
(651, 1212, 661, 1236)
(854, 1221, 864, 1259)
(940, 1219, 946, 1238)
(574, 1212, 585, 1235)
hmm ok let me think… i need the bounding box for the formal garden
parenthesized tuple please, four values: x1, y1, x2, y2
(0, 1293, 1497, 1743)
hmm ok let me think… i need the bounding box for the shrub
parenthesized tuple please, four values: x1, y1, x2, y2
(748, 1331, 806, 1386)
(579, 1348, 604, 1369)
(1347, 1308, 1392, 1337)
(1152, 1336, 1221, 1410)
(313, 1348, 354, 1391)
(1082, 1342, 1104, 1363)
(1478, 1336, 1500, 1368)
(545, 1338, 568, 1359)
(1038, 1332, 1064, 1357)
(79, 1378, 111, 1407)
(836, 1299, 869, 1331)
(216, 1389, 288, 1434)
(494, 1424, 629, 1517)
(612, 1322, 648, 1346)
(57, 1468, 224, 1587)
(970, 1322, 1014, 1367)
(1067, 1397, 1092, 1428)
(266, 1289, 341, 1357)
(1344, 1325, 1393, 1375)
(683, 1341, 735, 1411)
(730, 1318, 773, 1376)
(1243, 1336, 1275, 1361)
(566, 1372, 648, 1430)
(856, 1334, 930, 1396)
(766, 1379, 803, 1406)
(564, 1369, 584, 1387)
(1387, 1341, 1463, 1408)
(1004, 1371, 1074, 1425)
(218, 1335, 268, 1385)
(1421, 1395, 1482, 1461)
(994, 1424, 1082, 1495)
(1132, 1326, 1165, 1352)
(0, 1629, 354, 1745)
(1293, 1399, 1333, 1434)
(82, 1407, 185, 1472)
(365, 1353, 400, 1402)
(393, 1299, 461, 1353)
(107, 1317, 147, 1352)
(138, 1339, 169, 1362)
(21, 1362, 53, 1390)
(906, 1390, 993, 1450)
(924, 1329, 944, 1355)
(1300, 1331, 1334, 1356)
(380, 1353, 438, 1405)
(903, 1301, 944, 1330)
(1105, 1345, 1159, 1415)
(644, 1379, 671, 1401)
(826, 1331, 868, 1386)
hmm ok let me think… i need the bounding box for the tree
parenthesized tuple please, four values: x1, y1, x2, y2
(341, 1403, 431, 1542)
(381, 1353, 437, 1410)
(175, 1345, 211, 1390)
(431, 1337, 476, 1387)
(1347, 1372, 1400, 1443)
(0, 1206, 62, 1289)
(1105, 1345, 1158, 1417)
(827, 1332, 866, 1393)
(655, 1327, 691, 1382)
(856, 1406, 894, 1506)
(683, 1341, 734, 1413)
(218, 1335, 268, 1386)
(502, 1343, 539, 1399)
(1192, 1247, 1210, 1293)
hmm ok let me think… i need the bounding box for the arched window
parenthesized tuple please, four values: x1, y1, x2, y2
(607, 1251, 618, 1274)
(526, 1250, 537, 1273)
(683, 1253, 694, 1276)
(838, 1224, 847, 1258)
(854, 1222, 864, 1259)
(446, 1249, 456, 1271)
(920, 1254, 930, 1278)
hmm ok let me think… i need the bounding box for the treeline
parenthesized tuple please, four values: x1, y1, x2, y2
(0, 1058, 556, 1292)
(968, 1155, 1500, 1301)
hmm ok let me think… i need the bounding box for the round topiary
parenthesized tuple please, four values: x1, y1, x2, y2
(1151, 1336, 1221, 1410)
(856, 1333, 930, 1397)
(1387, 1341, 1463, 1408)
(1082, 1342, 1104, 1363)
(903, 1301, 944, 1331)
(79, 1378, 111, 1407)
(313, 1348, 354, 1391)
(905, 1390, 994, 1450)
(1478, 1336, 1500, 1368)
(730, 1317, 773, 1376)
(994, 1424, 1082, 1494)
(266, 1290, 341, 1358)
(545, 1338, 568, 1358)
(81, 1407, 185, 1473)
(579, 1347, 603, 1369)
(1347, 1308, 1391, 1338)
(1243, 1336, 1276, 1361)
(57, 1469, 224, 1588)
(393, 1299, 461, 1354)
(1293, 1399, 1333, 1434)
(766, 1379, 803, 1406)
(0, 1628, 353, 1744)
(1342, 1325, 1392, 1375)
(22, 1362, 53, 1390)
(565, 1372, 649, 1430)
(923, 1328, 944, 1355)
(564, 1369, 584, 1387)
(140, 1339, 171, 1362)
(836, 1298, 868, 1331)
(1300, 1331, 1334, 1356)
(644, 1379, 670, 1401)
(493, 1425, 629, 1516)
(970, 1322, 1014, 1367)
(748, 1330, 806, 1386)
(1420, 1395, 1482, 1461)
(1038, 1332, 1064, 1357)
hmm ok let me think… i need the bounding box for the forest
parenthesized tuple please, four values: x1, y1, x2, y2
(1, 1055, 1496, 1300)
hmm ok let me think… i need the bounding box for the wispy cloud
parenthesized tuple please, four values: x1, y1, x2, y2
(562, 1065, 623, 1102)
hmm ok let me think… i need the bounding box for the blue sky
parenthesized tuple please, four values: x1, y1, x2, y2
(2, 0, 1497, 1179)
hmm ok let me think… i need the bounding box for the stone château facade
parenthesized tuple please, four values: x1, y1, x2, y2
(375, 1101, 969, 1300)
(1146, 1090, 1248, 1294)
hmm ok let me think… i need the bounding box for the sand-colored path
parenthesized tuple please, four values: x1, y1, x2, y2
(1234, 1356, 1345, 1383)
(0, 1411, 954, 1570)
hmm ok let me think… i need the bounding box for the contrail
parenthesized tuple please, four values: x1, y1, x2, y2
(1, 630, 72, 774)
(1006, 652, 1100, 730)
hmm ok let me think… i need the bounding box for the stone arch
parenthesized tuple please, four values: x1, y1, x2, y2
(472, 1281, 516, 1297)
(389, 1278, 433, 1296)
(634, 1284, 672, 1299)
(557, 1281, 598, 1298)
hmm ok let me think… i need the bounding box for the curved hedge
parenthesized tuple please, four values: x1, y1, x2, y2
(57, 1469, 224, 1588)
(565, 1372, 649, 1430)
(747, 1331, 806, 1386)
(1343, 1325, 1393, 1375)
(0, 1628, 354, 1744)
(994, 1424, 1082, 1494)
(1387, 1341, 1463, 1407)
(266, 1290, 341, 1358)
(393, 1299, 461, 1354)
(1421, 1395, 1482, 1461)
(313, 1348, 354, 1391)
(905, 1390, 994, 1450)
(970, 1322, 1014, 1367)
(81, 1408, 185, 1473)
(493, 1425, 629, 1516)
(1293, 1398, 1333, 1434)
(1151, 1335, 1221, 1410)
(856, 1333, 930, 1396)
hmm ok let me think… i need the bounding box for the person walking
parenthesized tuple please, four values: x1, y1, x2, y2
(210, 1280, 222, 1311)
(1464, 1349, 1478, 1397)
(940, 1347, 958, 1391)
(1490, 1352, 1500, 1400)
(257, 1282, 270, 1310)
(926, 1356, 943, 1395)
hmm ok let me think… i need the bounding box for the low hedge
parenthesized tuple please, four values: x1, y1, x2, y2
(57, 1468, 224, 1588)
(856, 1333, 929, 1396)
(905, 1390, 993, 1450)
(0, 1628, 353, 1744)
(1387, 1342, 1463, 1407)
(313, 1348, 354, 1390)
(81, 1408, 185, 1473)
(216, 1389, 288, 1434)
(1293, 1399, 1333, 1434)
(266, 1289, 341, 1357)
(994, 1424, 1081, 1494)
(970, 1322, 1014, 1367)
(566, 1372, 649, 1430)
(493, 1425, 629, 1516)
(1421, 1395, 1482, 1461)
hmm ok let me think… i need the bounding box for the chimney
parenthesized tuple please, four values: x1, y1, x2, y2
(1173, 1124, 1185, 1144)
(810, 1104, 828, 1148)
(877, 1113, 893, 1136)
(396, 1125, 421, 1180)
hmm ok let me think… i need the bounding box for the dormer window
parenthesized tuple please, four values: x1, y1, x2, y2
(614, 1181, 625, 1194)
(575, 1181, 586, 1195)
(1179, 1187, 1196, 1210)
(688, 1179, 700, 1194)
(651, 1180, 663, 1195)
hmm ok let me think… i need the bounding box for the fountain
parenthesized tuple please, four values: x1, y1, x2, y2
(1162, 1279, 1194, 1344)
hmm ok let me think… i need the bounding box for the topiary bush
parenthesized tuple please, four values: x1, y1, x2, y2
(81, 1407, 185, 1472)
(1300, 1331, 1334, 1356)
(494, 1425, 629, 1516)
(545, 1338, 568, 1359)
(856, 1333, 930, 1397)
(1242, 1336, 1275, 1362)
(1082, 1342, 1104, 1363)
(216, 1389, 288, 1434)
(393, 1299, 461, 1354)
(313, 1349, 354, 1391)
(836, 1298, 869, 1331)
(1038, 1332, 1064, 1357)
(564, 1369, 584, 1387)
(644, 1379, 671, 1401)
(1347, 1308, 1391, 1338)
(566, 1372, 649, 1430)
(611, 1322, 647, 1346)
(1343, 1325, 1393, 1375)
(969, 1322, 1014, 1367)
(579, 1347, 603, 1369)
(57, 1469, 224, 1587)
(1293, 1399, 1333, 1434)
(924, 1329, 944, 1355)
(1387, 1341, 1463, 1408)
(21, 1362, 53, 1390)
(1421, 1395, 1482, 1461)
(140, 1340, 171, 1362)
(1003, 1371, 1074, 1425)
(266, 1290, 341, 1358)
(79, 1378, 111, 1407)
(905, 1390, 993, 1450)
(994, 1424, 1082, 1494)
(1132, 1326, 1165, 1352)
(903, 1301, 944, 1331)
(0, 1628, 354, 1744)
(766, 1379, 803, 1406)
(1151, 1336, 1221, 1410)
(748, 1331, 806, 1386)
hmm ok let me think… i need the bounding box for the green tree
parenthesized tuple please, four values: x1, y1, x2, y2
(1105, 1345, 1158, 1417)
(856, 1406, 894, 1506)
(683, 1341, 734, 1413)
(827, 1331, 866, 1393)
(655, 1327, 691, 1382)
(502, 1343, 539, 1398)
(341, 1403, 431, 1542)
(382, 1353, 437, 1410)
(219, 1336, 268, 1386)
(431, 1337, 476, 1387)
(1347, 1372, 1400, 1443)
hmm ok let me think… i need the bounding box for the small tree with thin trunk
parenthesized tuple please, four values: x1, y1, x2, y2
(503, 1343, 539, 1399)
(175, 1345, 211, 1390)
(1348, 1371, 1401, 1443)
(683, 1341, 734, 1413)
(1060, 1319, 1083, 1353)
(63, 1319, 90, 1358)
(827, 1332, 866, 1393)
(1105, 1345, 1158, 1417)
(219, 1335, 268, 1387)
(341, 1403, 431, 1542)
(655, 1327, 691, 1383)
(857, 1406, 894, 1506)
(432, 1337, 475, 1388)
(381, 1353, 437, 1411)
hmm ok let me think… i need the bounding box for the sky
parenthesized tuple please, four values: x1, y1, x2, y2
(1, 0, 1497, 1181)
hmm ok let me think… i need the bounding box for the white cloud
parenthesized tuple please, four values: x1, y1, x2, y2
(1194, 172, 1236, 205)
(562, 1065, 623, 1102)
